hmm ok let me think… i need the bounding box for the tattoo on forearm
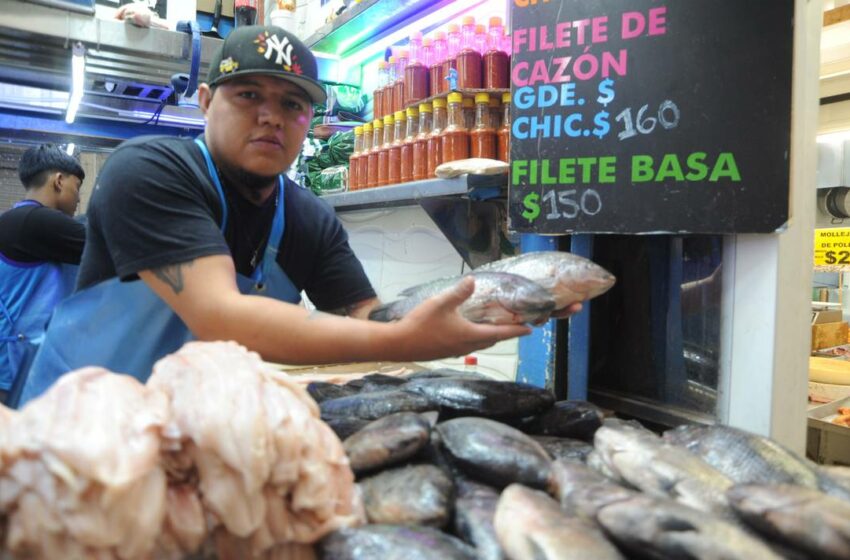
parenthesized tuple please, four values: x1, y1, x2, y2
(153, 261, 193, 294)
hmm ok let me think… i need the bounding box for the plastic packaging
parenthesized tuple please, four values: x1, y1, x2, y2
(470, 93, 496, 160)
(434, 158, 509, 179)
(441, 92, 470, 164)
(313, 165, 348, 194)
(428, 97, 447, 178)
(413, 102, 432, 181)
(401, 106, 419, 184)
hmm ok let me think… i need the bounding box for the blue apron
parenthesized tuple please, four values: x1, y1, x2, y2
(0, 201, 78, 398)
(14, 139, 300, 407)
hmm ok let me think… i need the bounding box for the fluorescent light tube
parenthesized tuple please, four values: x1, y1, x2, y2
(65, 143, 75, 155)
(65, 43, 85, 124)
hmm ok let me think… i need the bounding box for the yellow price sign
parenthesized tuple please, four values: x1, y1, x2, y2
(814, 228, 850, 266)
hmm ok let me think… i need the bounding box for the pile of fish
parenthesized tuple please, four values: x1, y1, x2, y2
(312, 370, 850, 560)
(369, 251, 616, 325)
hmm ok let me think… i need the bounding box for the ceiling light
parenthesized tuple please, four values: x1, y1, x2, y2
(65, 42, 86, 124)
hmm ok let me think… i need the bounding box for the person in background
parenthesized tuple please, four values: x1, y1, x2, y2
(16, 26, 576, 406)
(0, 144, 85, 404)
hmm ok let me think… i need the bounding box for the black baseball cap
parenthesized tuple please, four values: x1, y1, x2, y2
(207, 25, 327, 105)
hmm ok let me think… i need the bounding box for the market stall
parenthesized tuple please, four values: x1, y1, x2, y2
(0, 0, 845, 558)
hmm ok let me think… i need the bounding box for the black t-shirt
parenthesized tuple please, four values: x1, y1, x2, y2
(79, 135, 375, 311)
(0, 204, 85, 265)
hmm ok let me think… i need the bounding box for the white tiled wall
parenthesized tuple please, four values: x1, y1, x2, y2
(338, 205, 519, 381)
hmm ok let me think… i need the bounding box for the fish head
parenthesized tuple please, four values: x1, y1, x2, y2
(552, 257, 616, 306)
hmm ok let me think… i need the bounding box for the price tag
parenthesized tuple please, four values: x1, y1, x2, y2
(814, 228, 850, 266)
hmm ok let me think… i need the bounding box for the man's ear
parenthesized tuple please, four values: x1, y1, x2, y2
(198, 83, 212, 117)
(51, 172, 64, 193)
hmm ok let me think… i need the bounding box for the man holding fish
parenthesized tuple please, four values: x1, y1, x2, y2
(13, 26, 613, 406)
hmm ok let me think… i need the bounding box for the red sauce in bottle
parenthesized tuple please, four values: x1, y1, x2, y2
(429, 64, 445, 97)
(441, 93, 469, 164)
(427, 99, 447, 177)
(400, 107, 419, 184)
(456, 50, 482, 89)
(497, 92, 511, 163)
(367, 120, 382, 188)
(412, 103, 432, 181)
(405, 64, 429, 107)
(483, 50, 510, 89)
(388, 111, 405, 185)
(374, 87, 384, 120)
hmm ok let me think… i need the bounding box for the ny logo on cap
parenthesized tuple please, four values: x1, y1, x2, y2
(255, 32, 293, 68)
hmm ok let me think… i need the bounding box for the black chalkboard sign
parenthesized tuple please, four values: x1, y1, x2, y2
(508, 0, 794, 234)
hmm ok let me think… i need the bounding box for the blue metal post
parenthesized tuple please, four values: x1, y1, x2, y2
(516, 234, 558, 388)
(568, 234, 593, 400)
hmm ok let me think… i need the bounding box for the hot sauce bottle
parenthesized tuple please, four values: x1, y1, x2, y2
(484, 16, 510, 89)
(367, 119, 382, 188)
(349, 125, 362, 191)
(358, 122, 372, 189)
(384, 56, 396, 121)
(378, 114, 394, 187)
(462, 97, 475, 131)
(427, 97, 447, 178)
(393, 49, 408, 113)
(441, 92, 470, 164)
(412, 102, 432, 181)
(489, 95, 502, 130)
(442, 24, 461, 93)
(430, 31, 447, 97)
(470, 93, 496, 160)
(400, 106, 419, 184)
(497, 92, 511, 163)
(388, 110, 405, 186)
(374, 60, 388, 119)
(405, 33, 429, 107)
(456, 16, 482, 89)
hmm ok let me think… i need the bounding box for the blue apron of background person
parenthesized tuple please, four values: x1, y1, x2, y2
(13, 139, 300, 407)
(0, 200, 78, 404)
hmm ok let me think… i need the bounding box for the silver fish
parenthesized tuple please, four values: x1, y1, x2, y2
(549, 460, 637, 519)
(475, 251, 616, 310)
(494, 484, 624, 560)
(359, 464, 455, 528)
(663, 424, 822, 489)
(370, 271, 556, 325)
(594, 423, 734, 517)
(727, 484, 850, 560)
(318, 524, 477, 560)
(597, 494, 782, 560)
(343, 412, 432, 475)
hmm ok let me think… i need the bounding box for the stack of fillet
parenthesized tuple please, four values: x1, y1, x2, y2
(307, 369, 850, 560)
(0, 341, 360, 560)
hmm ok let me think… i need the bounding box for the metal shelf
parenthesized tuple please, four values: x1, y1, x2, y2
(321, 174, 506, 211)
(303, 0, 450, 57)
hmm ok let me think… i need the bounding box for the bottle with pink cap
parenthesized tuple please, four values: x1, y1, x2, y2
(456, 16, 482, 89)
(484, 16, 510, 89)
(405, 32, 429, 106)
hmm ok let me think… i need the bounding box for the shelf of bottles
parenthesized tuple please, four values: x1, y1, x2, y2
(341, 15, 513, 198)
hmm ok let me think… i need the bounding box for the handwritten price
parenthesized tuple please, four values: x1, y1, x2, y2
(522, 189, 603, 223)
(615, 100, 680, 141)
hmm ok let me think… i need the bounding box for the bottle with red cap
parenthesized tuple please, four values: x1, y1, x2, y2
(235, 0, 258, 27)
(464, 355, 479, 375)
(442, 24, 462, 93)
(405, 33, 429, 106)
(457, 16, 482, 89)
(484, 16, 510, 88)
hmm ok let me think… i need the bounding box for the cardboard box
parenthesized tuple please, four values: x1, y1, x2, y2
(812, 321, 850, 351)
(198, 0, 234, 17)
(807, 397, 850, 466)
(813, 309, 844, 324)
